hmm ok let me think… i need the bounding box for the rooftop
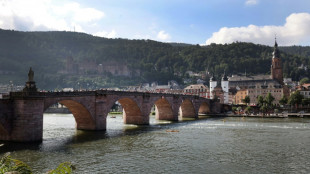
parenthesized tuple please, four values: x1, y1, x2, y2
(184, 84, 208, 89)
(228, 74, 272, 82)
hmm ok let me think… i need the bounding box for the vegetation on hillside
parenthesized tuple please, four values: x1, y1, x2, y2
(0, 29, 310, 90)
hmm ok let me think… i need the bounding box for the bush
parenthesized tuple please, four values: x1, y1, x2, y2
(0, 153, 75, 174)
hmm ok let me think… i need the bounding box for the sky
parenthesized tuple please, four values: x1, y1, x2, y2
(0, 0, 310, 46)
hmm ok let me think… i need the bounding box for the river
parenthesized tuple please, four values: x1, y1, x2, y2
(1, 114, 310, 173)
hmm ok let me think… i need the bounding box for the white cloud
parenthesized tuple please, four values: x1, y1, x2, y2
(245, 0, 258, 6)
(157, 30, 171, 41)
(206, 13, 310, 46)
(0, 0, 104, 32)
(94, 30, 117, 38)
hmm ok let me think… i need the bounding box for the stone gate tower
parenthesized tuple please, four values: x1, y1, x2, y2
(271, 39, 283, 84)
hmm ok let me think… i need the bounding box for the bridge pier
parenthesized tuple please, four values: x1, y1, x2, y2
(94, 100, 107, 130)
(123, 114, 149, 125)
(10, 98, 44, 142)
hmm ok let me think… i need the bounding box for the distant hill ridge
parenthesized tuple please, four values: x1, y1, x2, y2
(0, 28, 309, 89)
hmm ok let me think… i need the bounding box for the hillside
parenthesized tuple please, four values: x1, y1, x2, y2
(0, 29, 309, 90)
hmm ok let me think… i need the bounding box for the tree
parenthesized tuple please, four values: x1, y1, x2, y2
(242, 95, 250, 105)
(299, 77, 310, 85)
(260, 105, 268, 115)
(288, 90, 304, 109)
(257, 95, 264, 107)
(232, 106, 237, 113)
(279, 95, 288, 106)
(244, 106, 253, 115)
(265, 93, 275, 109)
(236, 106, 242, 114)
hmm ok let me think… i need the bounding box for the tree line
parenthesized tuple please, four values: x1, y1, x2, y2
(235, 91, 310, 115)
(0, 29, 310, 90)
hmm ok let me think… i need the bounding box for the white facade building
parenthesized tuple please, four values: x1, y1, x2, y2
(221, 73, 229, 104)
(209, 75, 217, 99)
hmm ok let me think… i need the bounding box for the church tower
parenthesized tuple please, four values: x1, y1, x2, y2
(271, 38, 283, 84)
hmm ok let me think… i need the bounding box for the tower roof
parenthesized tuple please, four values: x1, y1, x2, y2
(272, 38, 280, 58)
(210, 74, 217, 81)
(222, 71, 228, 81)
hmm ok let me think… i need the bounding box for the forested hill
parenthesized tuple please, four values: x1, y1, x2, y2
(0, 28, 309, 90)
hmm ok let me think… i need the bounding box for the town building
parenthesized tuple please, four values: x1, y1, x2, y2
(184, 84, 209, 98)
(247, 82, 283, 105)
(127, 81, 181, 93)
(228, 39, 285, 89)
(234, 89, 248, 105)
(209, 38, 289, 106)
(297, 83, 310, 99)
(209, 73, 229, 104)
(212, 84, 224, 103)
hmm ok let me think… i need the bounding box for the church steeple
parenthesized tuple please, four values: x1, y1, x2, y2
(271, 37, 283, 84)
(273, 37, 280, 59)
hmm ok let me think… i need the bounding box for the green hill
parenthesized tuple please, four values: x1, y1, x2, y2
(0, 29, 309, 90)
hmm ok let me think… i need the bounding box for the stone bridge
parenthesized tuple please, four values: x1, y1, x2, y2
(0, 90, 224, 142)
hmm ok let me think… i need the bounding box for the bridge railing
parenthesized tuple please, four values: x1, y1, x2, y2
(8, 89, 205, 100)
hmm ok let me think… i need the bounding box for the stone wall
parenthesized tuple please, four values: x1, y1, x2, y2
(0, 99, 13, 140)
(10, 98, 44, 142)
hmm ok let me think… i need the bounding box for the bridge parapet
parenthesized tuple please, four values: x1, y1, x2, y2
(8, 90, 207, 100)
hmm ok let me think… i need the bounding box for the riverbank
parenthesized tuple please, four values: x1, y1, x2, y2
(220, 113, 309, 118)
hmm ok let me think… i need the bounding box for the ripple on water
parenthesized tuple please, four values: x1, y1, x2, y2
(1, 115, 310, 173)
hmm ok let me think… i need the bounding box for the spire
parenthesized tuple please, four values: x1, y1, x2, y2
(222, 70, 228, 81)
(210, 74, 217, 81)
(273, 36, 280, 58)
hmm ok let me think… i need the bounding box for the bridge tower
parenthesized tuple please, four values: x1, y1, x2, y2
(221, 72, 229, 104)
(209, 74, 217, 99)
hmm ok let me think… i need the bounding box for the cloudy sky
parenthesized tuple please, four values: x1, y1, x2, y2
(0, 0, 310, 46)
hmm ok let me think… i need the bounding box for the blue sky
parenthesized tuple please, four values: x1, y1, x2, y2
(1, 0, 310, 45)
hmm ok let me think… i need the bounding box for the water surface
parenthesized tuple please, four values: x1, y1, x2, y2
(1, 114, 310, 173)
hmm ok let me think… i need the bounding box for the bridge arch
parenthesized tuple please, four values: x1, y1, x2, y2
(198, 102, 210, 115)
(153, 97, 174, 120)
(44, 99, 96, 130)
(179, 99, 196, 118)
(106, 96, 146, 125)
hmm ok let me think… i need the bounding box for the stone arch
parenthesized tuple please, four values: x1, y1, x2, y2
(180, 99, 196, 118)
(198, 102, 210, 115)
(44, 99, 96, 130)
(107, 97, 146, 125)
(153, 97, 174, 120)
